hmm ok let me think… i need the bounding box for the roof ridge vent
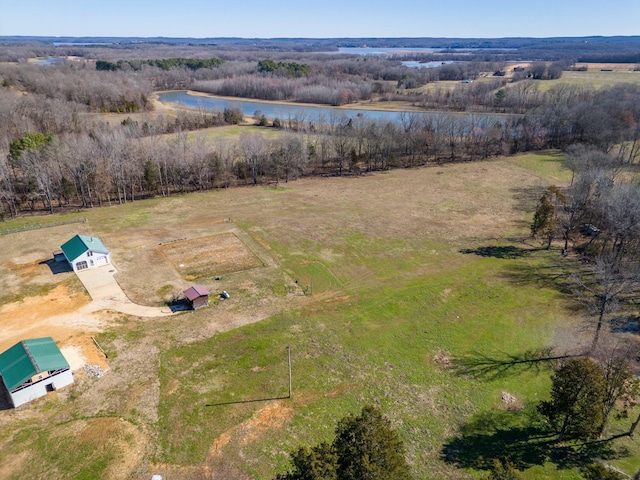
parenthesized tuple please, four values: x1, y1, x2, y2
(20, 341, 41, 374)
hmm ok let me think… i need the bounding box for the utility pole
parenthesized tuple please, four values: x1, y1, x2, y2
(286, 345, 292, 398)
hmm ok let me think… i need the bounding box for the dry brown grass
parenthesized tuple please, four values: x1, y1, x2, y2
(158, 232, 264, 280)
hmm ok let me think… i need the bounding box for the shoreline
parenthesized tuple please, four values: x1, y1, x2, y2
(151, 89, 517, 117)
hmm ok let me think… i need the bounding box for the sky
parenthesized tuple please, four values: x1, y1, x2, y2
(0, 0, 639, 39)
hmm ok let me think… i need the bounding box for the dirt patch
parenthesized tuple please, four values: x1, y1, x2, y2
(0, 450, 28, 479)
(208, 401, 294, 459)
(0, 284, 104, 353)
(159, 232, 264, 280)
(60, 336, 109, 371)
(58, 417, 147, 479)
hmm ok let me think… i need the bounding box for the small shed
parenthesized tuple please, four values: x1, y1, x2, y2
(183, 285, 210, 310)
(60, 234, 111, 272)
(0, 337, 73, 408)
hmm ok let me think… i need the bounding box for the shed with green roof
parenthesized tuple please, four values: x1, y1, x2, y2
(0, 337, 73, 408)
(60, 234, 111, 271)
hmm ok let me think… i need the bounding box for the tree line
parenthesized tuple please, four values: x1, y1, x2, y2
(96, 57, 225, 72)
(1, 83, 640, 218)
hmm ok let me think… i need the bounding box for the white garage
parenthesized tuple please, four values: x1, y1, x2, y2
(60, 234, 111, 272)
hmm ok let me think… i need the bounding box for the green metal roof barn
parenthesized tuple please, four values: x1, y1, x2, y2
(0, 337, 73, 408)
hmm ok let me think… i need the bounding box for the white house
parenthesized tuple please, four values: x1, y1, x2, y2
(0, 337, 74, 408)
(60, 234, 111, 271)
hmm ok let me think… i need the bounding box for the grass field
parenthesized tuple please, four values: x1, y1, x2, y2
(541, 69, 640, 90)
(0, 152, 639, 479)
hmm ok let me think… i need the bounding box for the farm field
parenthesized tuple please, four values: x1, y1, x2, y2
(0, 152, 639, 479)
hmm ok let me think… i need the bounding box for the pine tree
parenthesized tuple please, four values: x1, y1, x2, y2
(538, 358, 607, 441)
(334, 406, 412, 480)
(277, 406, 412, 480)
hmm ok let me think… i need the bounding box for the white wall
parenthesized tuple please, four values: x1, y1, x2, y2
(10, 370, 74, 408)
(71, 251, 111, 271)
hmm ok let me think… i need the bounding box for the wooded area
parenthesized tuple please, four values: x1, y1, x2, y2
(0, 37, 639, 222)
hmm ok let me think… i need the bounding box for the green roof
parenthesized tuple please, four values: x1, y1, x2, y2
(60, 234, 109, 261)
(0, 337, 70, 392)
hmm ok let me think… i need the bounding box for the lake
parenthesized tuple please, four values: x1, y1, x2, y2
(157, 91, 511, 127)
(401, 60, 455, 69)
(32, 57, 65, 65)
(327, 47, 442, 56)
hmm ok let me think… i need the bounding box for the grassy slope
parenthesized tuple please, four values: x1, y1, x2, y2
(2, 152, 639, 479)
(152, 154, 637, 478)
(157, 252, 569, 479)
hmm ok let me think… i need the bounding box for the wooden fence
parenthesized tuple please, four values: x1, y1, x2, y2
(0, 217, 87, 236)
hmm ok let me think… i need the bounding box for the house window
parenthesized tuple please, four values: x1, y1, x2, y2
(76, 261, 88, 270)
(87, 251, 93, 257)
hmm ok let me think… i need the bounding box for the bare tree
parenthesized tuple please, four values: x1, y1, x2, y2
(270, 132, 308, 184)
(238, 133, 268, 185)
(573, 254, 640, 352)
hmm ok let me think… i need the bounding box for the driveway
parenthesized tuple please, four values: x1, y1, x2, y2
(76, 264, 176, 317)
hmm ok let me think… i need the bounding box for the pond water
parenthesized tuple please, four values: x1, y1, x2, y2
(327, 47, 442, 56)
(32, 57, 65, 65)
(401, 60, 455, 69)
(158, 91, 510, 127)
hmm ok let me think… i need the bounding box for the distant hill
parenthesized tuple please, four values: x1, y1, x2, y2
(2, 35, 640, 62)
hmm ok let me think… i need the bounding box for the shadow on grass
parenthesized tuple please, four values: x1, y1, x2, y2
(460, 245, 534, 259)
(500, 253, 583, 298)
(451, 348, 583, 380)
(39, 258, 73, 275)
(441, 409, 620, 473)
(206, 395, 290, 407)
(166, 298, 192, 313)
(511, 185, 549, 213)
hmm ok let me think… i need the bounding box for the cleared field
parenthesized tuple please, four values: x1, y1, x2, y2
(159, 232, 264, 280)
(0, 152, 638, 480)
(545, 69, 640, 89)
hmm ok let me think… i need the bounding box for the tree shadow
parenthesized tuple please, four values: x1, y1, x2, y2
(205, 395, 290, 407)
(500, 254, 582, 298)
(441, 409, 555, 471)
(441, 409, 621, 473)
(460, 245, 534, 259)
(451, 348, 583, 380)
(511, 185, 549, 213)
(39, 258, 73, 275)
(550, 440, 620, 470)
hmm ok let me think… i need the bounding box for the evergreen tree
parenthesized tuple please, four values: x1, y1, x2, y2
(277, 406, 412, 480)
(538, 358, 607, 441)
(486, 459, 523, 480)
(583, 463, 626, 480)
(531, 186, 566, 249)
(277, 443, 337, 480)
(334, 406, 411, 480)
